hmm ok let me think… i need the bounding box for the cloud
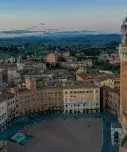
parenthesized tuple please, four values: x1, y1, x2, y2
(0, 29, 104, 38)
(0, 30, 46, 38)
(80, 30, 98, 33)
(39, 23, 45, 25)
(47, 29, 59, 31)
(26, 28, 33, 30)
(26, 26, 38, 30)
(60, 26, 66, 29)
(0, 30, 44, 34)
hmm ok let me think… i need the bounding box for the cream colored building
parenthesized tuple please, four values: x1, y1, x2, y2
(100, 77, 120, 89)
(6, 84, 100, 122)
(7, 97, 18, 122)
(63, 83, 100, 114)
(95, 75, 120, 89)
(6, 83, 101, 123)
(0, 99, 8, 132)
(8, 66, 20, 83)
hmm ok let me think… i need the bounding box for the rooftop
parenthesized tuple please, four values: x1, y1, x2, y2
(77, 73, 95, 81)
(63, 82, 99, 89)
(95, 74, 120, 83)
(0, 91, 14, 103)
(111, 123, 122, 128)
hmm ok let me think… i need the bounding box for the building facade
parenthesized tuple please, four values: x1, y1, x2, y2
(8, 66, 20, 83)
(0, 100, 7, 132)
(98, 76, 120, 89)
(103, 88, 120, 116)
(0, 68, 7, 83)
(63, 84, 100, 114)
(6, 83, 101, 123)
(46, 53, 58, 63)
(7, 88, 63, 123)
(25, 78, 36, 90)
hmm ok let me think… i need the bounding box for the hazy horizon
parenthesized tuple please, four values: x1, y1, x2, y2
(0, 0, 127, 37)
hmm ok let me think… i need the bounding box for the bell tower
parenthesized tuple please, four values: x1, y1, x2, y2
(119, 14, 127, 135)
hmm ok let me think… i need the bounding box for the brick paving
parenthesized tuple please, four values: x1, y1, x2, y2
(8, 118, 102, 152)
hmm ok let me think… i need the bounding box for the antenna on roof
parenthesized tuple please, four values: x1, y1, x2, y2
(122, 19, 125, 24)
(125, 12, 127, 22)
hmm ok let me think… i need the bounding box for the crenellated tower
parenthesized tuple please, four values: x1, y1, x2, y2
(119, 14, 127, 139)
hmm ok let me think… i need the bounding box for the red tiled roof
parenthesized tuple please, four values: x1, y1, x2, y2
(77, 73, 94, 81)
(8, 67, 17, 71)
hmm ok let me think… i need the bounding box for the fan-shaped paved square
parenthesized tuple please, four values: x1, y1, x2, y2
(8, 118, 102, 152)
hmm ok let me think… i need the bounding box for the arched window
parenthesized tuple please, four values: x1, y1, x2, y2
(114, 131, 119, 144)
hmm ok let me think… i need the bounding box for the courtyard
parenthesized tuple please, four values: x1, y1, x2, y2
(0, 112, 119, 152)
(8, 118, 102, 152)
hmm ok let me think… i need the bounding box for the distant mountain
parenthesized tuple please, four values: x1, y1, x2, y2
(0, 29, 120, 39)
(0, 31, 121, 45)
(0, 34, 121, 41)
(43, 32, 120, 39)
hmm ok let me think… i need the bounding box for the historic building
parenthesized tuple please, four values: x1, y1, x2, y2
(104, 76, 120, 89)
(95, 75, 120, 89)
(63, 83, 100, 114)
(0, 92, 8, 133)
(6, 82, 101, 123)
(103, 88, 120, 116)
(0, 100, 7, 132)
(8, 65, 20, 83)
(119, 14, 127, 151)
(0, 68, 7, 83)
(7, 88, 64, 123)
(76, 73, 95, 83)
(46, 53, 59, 63)
(25, 78, 36, 90)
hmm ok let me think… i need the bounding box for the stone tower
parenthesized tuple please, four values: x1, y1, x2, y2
(119, 14, 127, 135)
(119, 14, 127, 151)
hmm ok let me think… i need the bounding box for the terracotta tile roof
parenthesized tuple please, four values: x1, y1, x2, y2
(77, 73, 94, 81)
(95, 74, 120, 82)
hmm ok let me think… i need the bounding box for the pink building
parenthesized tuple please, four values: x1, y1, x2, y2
(46, 53, 58, 63)
(25, 78, 36, 90)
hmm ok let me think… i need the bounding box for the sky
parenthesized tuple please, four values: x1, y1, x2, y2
(0, 0, 127, 37)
